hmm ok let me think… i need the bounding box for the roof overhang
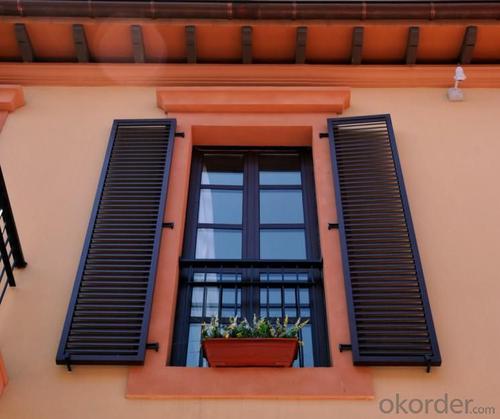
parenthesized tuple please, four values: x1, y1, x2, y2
(1, 17, 500, 65)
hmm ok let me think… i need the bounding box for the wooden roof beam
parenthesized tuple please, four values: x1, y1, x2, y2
(351, 27, 364, 65)
(295, 26, 308, 64)
(459, 26, 478, 65)
(185, 25, 197, 64)
(242, 26, 253, 64)
(14, 24, 34, 62)
(405, 26, 420, 65)
(131, 25, 145, 63)
(72, 24, 90, 63)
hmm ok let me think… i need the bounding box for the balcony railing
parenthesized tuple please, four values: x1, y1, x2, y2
(0, 167, 26, 304)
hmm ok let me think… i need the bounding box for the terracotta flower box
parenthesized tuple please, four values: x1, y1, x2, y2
(202, 338, 299, 367)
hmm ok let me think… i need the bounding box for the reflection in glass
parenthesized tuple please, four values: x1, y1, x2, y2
(199, 189, 243, 224)
(260, 190, 304, 224)
(259, 154, 302, 185)
(195, 228, 242, 259)
(260, 229, 306, 259)
(201, 154, 243, 186)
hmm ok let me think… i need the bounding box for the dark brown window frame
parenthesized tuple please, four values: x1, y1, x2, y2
(171, 147, 330, 367)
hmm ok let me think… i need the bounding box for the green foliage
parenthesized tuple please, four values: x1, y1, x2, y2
(201, 315, 308, 340)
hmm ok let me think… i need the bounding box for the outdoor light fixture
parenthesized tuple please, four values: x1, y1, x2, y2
(447, 65, 467, 101)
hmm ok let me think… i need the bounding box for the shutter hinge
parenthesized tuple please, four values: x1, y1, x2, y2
(328, 223, 339, 230)
(319, 132, 329, 138)
(162, 222, 175, 229)
(339, 343, 352, 352)
(146, 342, 160, 352)
(175, 132, 185, 138)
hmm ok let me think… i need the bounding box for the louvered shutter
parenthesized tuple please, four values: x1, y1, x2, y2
(328, 114, 441, 367)
(56, 119, 176, 366)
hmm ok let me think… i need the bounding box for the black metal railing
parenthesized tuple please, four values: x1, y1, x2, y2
(0, 166, 27, 303)
(173, 258, 330, 367)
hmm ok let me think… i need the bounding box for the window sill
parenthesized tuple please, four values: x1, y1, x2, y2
(127, 362, 374, 399)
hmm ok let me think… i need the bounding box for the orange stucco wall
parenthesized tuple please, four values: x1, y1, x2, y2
(0, 86, 499, 417)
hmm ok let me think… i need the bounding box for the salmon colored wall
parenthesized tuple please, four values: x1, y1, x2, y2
(0, 84, 24, 397)
(0, 87, 499, 417)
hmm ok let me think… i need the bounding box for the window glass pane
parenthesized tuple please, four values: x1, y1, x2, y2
(268, 288, 281, 304)
(259, 272, 310, 282)
(299, 289, 311, 317)
(205, 287, 219, 317)
(260, 289, 267, 304)
(186, 324, 202, 367)
(284, 288, 297, 317)
(299, 288, 309, 305)
(301, 325, 314, 367)
(201, 154, 243, 186)
(221, 273, 241, 282)
(193, 273, 205, 282)
(206, 273, 218, 282)
(259, 154, 301, 185)
(192, 273, 242, 282)
(269, 308, 282, 317)
(284, 288, 296, 304)
(298, 273, 309, 282)
(260, 229, 306, 259)
(221, 288, 241, 318)
(190, 287, 204, 317)
(195, 229, 242, 259)
(199, 189, 243, 224)
(260, 190, 304, 224)
(222, 288, 235, 305)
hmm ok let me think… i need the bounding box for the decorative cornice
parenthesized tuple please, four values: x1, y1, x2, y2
(0, 85, 25, 112)
(0, 64, 499, 88)
(157, 86, 351, 114)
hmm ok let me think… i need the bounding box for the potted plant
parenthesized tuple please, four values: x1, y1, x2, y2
(201, 316, 308, 367)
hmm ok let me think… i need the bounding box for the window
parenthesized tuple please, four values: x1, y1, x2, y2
(171, 148, 329, 367)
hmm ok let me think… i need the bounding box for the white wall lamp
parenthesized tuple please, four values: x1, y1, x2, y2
(447, 65, 467, 101)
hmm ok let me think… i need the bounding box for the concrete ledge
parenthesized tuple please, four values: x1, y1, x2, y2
(1, 64, 500, 87)
(157, 86, 351, 114)
(0, 85, 25, 112)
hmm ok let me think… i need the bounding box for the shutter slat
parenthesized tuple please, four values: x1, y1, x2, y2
(328, 114, 441, 367)
(56, 119, 176, 366)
